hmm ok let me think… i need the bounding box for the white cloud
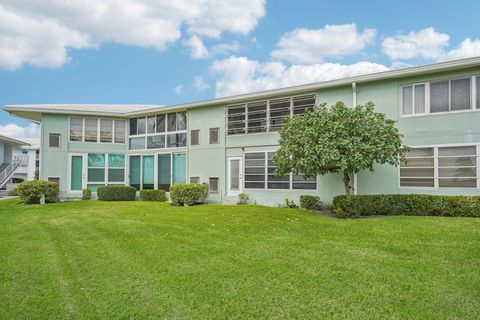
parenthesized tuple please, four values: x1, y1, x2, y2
(0, 123, 40, 139)
(382, 27, 449, 60)
(210, 56, 389, 97)
(271, 24, 376, 64)
(183, 36, 240, 59)
(174, 84, 184, 95)
(193, 76, 210, 91)
(445, 38, 480, 61)
(0, 0, 265, 69)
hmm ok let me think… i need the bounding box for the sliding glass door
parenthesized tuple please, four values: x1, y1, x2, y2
(158, 154, 171, 191)
(129, 155, 141, 190)
(142, 155, 154, 189)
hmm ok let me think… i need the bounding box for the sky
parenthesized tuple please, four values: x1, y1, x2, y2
(1, 0, 480, 139)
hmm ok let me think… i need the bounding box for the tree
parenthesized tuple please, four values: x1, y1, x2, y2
(273, 101, 409, 201)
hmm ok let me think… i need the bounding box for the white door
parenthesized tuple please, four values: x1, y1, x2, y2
(228, 157, 242, 196)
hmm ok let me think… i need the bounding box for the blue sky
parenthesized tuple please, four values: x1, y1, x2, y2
(1, 0, 480, 138)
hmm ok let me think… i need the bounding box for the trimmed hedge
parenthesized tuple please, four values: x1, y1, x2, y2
(333, 194, 480, 218)
(15, 180, 59, 204)
(300, 195, 322, 210)
(170, 184, 208, 206)
(82, 188, 92, 200)
(97, 185, 136, 201)
(140, 189, 167, 202)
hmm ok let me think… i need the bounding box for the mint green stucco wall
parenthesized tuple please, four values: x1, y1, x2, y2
(38, 65, 480, 203)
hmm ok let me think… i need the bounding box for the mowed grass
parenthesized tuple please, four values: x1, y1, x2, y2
(0, 199, 479, 319)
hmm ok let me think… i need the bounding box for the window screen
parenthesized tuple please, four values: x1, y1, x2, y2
(191, 130, 199, 145)
(85, 118, 98, 142)
(267, 152, 289, 189)
(400, 148, 435, 187)
(269, 98, 291, 132)
(209, 128, 220, 144)
(402, 86, 413, 115)
(209, 178, 219, 193)
(227, 104, 246, 135)
(70, 117, 83, 142)
(244, 152, 266, 189)
(292, 95, 315, 115)
(247, 101, 267, 133)
(100, 119, 113, 143)
(451, 78, 471, 111)
(414, 84, 426, 114)
(114, 120, 126, 143)
(430, 80, 449, 113)
(438, 146, 477, 188)
(49, 133, 61, 148)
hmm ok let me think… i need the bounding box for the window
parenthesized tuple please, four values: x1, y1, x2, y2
(49, 133, 61, 148)
(438, 146, 477, 187)
(401, 84, 426, 115)
(142, 155, 154, 189)
(156, 153, 186, 191)
(247, 101, 267, 133)
(191, 130, 199, 145)
(114, 120, 126, 143)
(128, 113, 187, 150)
(85, 118, 98, 142)
(209, 178, 219, 193)
(400, 148, 435, 187)
(244, 151, 317, 190)
(108, 154, 125, 182)
(244, 152, 266, 189)
(190, 177, 200, 184)
(69, 117, 83, 141)
(476, 76, 480, 108)
(400, 146, 478, 188)
(88, 154, 105, 183)
(227, 94, 316, 135)
(430, 78, 471, 113)
(227, 104, 246, 135)
(209, 128, 219, 144)
(100, 119, 113, 143)
(85, 153, 125, 191)
(269, 98, 290, 132)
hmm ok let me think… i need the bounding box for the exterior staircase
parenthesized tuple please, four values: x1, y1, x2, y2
(0, 158, 23, 190)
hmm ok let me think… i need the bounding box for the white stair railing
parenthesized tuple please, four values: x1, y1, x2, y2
(0, 158, 23, 189)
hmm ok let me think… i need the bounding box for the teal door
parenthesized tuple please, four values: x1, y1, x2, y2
(71, 155, 84, 191)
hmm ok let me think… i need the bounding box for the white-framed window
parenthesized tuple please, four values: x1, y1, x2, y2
(129, 112, 187, 150)
(209, 177, 219, 193)
(49, 133, 61, 148)
(86, 153, 126, 191)
(401, 84, 427, 116)
(209, 128, 220, 144)
(190, 129, 199, 146)
(69, 117, 125, 144)
(401, 75, 479, 116)
(244, 151, 317, 190)
(226, 94, 316, 135)
(400, 145, 479, 188)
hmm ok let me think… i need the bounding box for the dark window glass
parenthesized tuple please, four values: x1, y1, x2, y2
(129, 118, 137, 135)
(147, 116, 156, 134)
(167, 113, 177, 131)
(177, 112, 187, 130)
(137, 117, 146, 135)
(156, 114, 165, 133)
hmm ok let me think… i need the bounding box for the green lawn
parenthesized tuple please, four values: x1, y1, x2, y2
(1, 199, 479, 319)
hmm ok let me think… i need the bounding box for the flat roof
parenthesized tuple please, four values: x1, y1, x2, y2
(4, 56, 480, 122)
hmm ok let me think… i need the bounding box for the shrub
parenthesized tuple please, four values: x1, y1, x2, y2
(170, 184, 208, 206)
(140, 189, 167, 202)
(300, 195, 322, 210)
(332, 194, 480, 218)
(278, 198, 299, 209)
(97, 185, 136, 201)
(82, 188, 91, 200)
(237, 193, 249, 205)
(15, 180, 59, 204)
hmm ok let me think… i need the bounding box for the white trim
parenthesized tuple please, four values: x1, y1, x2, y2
(68, 153, 86, 193)
(227, 156, 243, 196)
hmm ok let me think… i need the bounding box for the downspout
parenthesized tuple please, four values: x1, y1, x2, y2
(352, 82, 358, 195)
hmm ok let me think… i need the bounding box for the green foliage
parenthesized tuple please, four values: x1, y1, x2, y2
(299, 195, 322, 210)
(333, 194, 480, 218)
(97, 185, 137, 201)
(140, 189, 167, 202)
(237, 193, 249, 205)
(274, 101, 409, 200)
(170, 184, 208, 206)
(278, 198, 299, 209)
(15, 180, 59, 204)
(82, 188, 92, 200)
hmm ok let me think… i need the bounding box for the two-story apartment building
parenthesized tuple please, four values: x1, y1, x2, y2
(4, 57, 480, 205)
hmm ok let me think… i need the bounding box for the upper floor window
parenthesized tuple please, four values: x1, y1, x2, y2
(190, 129, 199, 145)
(49, 133, 61, 148)
(209, 128, 220, 144)
(226, 94, 316, 135)
(129, 112, 187, 150)
(69, 117, 125, 144)
(401, 76, 478, 116)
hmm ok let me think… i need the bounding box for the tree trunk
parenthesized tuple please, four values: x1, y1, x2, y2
(343, 171, 351, 202)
